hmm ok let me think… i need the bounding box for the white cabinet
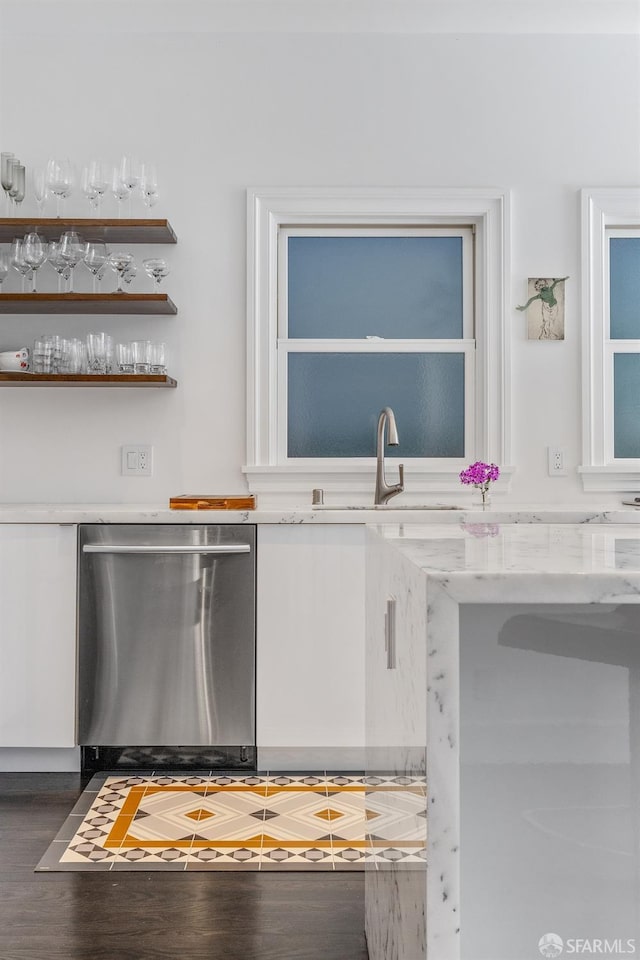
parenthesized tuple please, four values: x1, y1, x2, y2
(0, 524, 77, 747)
(256, 524, 365, 762)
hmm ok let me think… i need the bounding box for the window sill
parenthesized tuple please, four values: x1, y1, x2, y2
(579, 465, 640, 492)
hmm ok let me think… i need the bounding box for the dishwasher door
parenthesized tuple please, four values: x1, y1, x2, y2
(78, 524, 256, 747)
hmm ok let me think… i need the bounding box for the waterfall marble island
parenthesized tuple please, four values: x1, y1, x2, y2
(365, 523, 640, 960)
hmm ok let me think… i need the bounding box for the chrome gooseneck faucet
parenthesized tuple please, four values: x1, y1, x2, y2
(374, 407, 405, 505)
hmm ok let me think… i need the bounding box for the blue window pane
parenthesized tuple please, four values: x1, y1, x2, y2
(287, 236, 463, 339)
(610, 238, 640, 339)
(287, 353, 465, 458)
(614, 354, 640, 457)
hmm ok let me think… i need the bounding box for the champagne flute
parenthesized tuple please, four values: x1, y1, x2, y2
(107, 252, 134, 292)
(32, 167, 48, 215)
(84, 240, 109, 293)
(111, 168, 129, 218)
(119, 156, 141, 216)
(140, 162, 159, 210)
(1, 153, 15, 212)
(22, 233, 48, 293)
(46, 158, 75, 217)
(58, 231, 84, 292)
(9, 164, 25, 210)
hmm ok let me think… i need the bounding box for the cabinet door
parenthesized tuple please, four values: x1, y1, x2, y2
(256, 524, 365, 749)
(0, 524, 76, 747)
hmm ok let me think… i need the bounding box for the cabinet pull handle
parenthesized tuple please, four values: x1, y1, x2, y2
(82, 544, 251, 555)
(385, 597, 396, 670)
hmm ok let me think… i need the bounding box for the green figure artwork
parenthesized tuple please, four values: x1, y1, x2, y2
(517, 276, 569, 340)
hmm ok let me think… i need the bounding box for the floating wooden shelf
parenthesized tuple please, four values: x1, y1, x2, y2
(0, 373, 177, 387)
(0, 218, 177, 244)
(0, 293, 177, 315)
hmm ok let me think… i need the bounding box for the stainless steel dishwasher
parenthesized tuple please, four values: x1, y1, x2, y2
(78, 524, 256, 769)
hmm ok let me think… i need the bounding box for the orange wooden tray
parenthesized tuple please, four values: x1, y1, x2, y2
(169, 494, 256, 510)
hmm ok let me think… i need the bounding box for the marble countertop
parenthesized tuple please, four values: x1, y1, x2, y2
(2, 502, 640, 524)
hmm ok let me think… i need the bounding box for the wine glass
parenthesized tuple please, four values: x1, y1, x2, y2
(87, 159, 110, 213)
(9, 164, 25, 210)
(81, 166, 99, 211)
(0, 252, 9, 288)
(111, 168, 129, 218)
(84, 241, 109, 293)
(143, 258, 170, 289)
(32, 168, 48, 215)
(47, 240, 71, 292)
(140, 163, 159, 210)
(119, 155, 141, 215)
(9, 238, 32, 292)
(46, 158, 75, 217)
(107, 252, 134, 293)
(58, 231, 84, 292)
(22, 233, 48, 293)
(1, 153, 15, 212)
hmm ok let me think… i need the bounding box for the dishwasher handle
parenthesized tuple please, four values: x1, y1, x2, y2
(82, 543, 251, 556)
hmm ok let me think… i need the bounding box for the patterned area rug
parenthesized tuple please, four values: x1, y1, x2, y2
(37, 772, 427, 872)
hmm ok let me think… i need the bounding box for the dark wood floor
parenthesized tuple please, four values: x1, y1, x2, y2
(0, 773, 368, 960)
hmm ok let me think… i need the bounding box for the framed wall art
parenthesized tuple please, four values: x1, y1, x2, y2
(517, 276, 568, 340)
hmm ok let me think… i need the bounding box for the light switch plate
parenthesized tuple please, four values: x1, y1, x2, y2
(121, 445, 153, 476)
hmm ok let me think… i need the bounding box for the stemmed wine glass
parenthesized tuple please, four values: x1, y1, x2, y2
(81, 167, 99, 211)
(47, 240, 71, 292)
(1, 153, 15, 212)
(87, 159, 109, 213)
(9, 238, 32, 292)
(111, 168, 129, 218)
(58, 231, 85, 292)
(22, 233, 48, 293)
(107, 252, 134, 293)
(9, 165, 25, 210)
(143, 258, 170, 289)
(140, 163, 159, 209)
(0, 252, 9, 288)
(84, 241, 109, 293)
(32, 168, 48, 215)
(119, 156, 141, 216)
(46, 158, 75, 217)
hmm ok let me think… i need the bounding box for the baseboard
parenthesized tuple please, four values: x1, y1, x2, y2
(257, 746, 365, 770)
(0, 748, 81, 772)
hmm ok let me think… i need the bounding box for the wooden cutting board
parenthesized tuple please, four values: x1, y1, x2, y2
(169, 494, 256, 510)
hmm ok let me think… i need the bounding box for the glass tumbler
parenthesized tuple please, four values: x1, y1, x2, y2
(116, 342, 134, 374)
(33, 335, 59, 374)
(149, 342, 166, 375)
(131, 340, 151, 374)
(86, 332, 108, 375)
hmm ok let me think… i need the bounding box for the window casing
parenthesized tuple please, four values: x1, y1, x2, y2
(580, 188, 640, 491)
(244, 188, 510, 503)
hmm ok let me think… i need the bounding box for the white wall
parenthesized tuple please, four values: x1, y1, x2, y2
(0, 1, 638, 504)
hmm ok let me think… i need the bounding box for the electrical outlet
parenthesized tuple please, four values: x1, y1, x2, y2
(547, 446, 567, 476)
(121, 445, 153, 476)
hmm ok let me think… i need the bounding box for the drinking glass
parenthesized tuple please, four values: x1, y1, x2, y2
(59, 231, 85, 292)
(22, 233, 48, 293)
(83, 241, 109, 292)
(9, 238, 32, 292)
(9, 164, 25, 210)
(105, 334, 114, 373)
(81, 166, 99, 211)
(149, 341, 166, 375)
(32, 336, 57, 374)
(46, 158, 75, 217)
(47, 240, 71, 292)
(0, 252, 9, 287)
(111, 168, 130, 218)
(143, 258, 170, 289)
(88, 159, 110, 212)
(119, 155, 141, 215)
(115, 341, 134, 374)
(107, 252, 134, 292)
(1, 152, 15, 212)
(140, 162, 159, 209)
(122, 262, 137, 288)
(32, 167, 48, 215)
(86, 332, 108, 374)
(131, 339, 151, 374)
(58, 337, 86, 374)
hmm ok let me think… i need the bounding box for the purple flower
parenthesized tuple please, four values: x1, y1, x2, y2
(459, 461, 500, 487)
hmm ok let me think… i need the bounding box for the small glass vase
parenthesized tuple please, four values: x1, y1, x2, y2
(473, 484, 491, 508)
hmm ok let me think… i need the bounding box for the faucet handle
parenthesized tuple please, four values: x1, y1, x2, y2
(398, 463, 405, 490)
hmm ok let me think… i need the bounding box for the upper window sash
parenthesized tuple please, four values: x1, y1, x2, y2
(277, 226, 475, 341)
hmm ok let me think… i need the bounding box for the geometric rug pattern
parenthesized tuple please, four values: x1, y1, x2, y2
(36, 772, 427, 872)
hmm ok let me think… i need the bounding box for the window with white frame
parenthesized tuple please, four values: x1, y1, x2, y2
(244, 188, 510, 502)
(580, 188, 640, 491)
